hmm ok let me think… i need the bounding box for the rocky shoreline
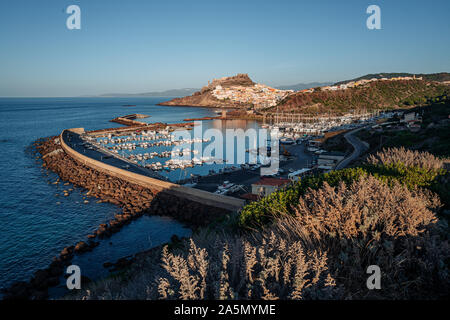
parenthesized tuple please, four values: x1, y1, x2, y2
(2, 136, 230, 300)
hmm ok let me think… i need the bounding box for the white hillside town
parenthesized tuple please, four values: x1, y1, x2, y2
(212, 83, 293, 109)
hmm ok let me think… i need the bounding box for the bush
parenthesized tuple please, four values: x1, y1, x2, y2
(238, 168, 368, 227)
(239, 148, 448, 228)
(365, 147, 449, 208)
(367, 147, 444, 171)
(71, 176, 448, 300)
(274, 176, 448, 299)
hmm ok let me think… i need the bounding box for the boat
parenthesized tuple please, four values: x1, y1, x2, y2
(214, 181, 235, 194)
(251, 164, 261, 171)
(241, 164, 250, 170)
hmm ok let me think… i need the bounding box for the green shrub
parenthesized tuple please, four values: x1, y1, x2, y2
(239, 148, 448, 228)
(239, 168, 368, 228)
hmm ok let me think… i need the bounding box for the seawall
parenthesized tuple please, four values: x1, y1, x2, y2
(60, 128, 245, 213)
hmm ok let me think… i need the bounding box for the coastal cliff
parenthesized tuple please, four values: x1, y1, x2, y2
(158, 73, 255, 108)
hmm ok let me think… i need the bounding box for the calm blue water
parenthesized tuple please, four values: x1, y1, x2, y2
(0, 98, 218, 293)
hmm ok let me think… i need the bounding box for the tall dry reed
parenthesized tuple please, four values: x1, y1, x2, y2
(71, 176, 448, 300)
(367, 146, 444, 170)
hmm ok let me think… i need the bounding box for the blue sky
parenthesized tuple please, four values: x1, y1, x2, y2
(0, 0, 449, 97)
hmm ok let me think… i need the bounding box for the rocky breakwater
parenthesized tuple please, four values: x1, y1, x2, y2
(110, 114, 149, 127)
(3, 136, 231, 300)
(158, 73, 254, 108)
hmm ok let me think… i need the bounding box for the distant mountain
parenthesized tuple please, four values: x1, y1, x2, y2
(97, 88, 199, 98)
(334, 72, 450, 86)
(276, 82, 332, 91)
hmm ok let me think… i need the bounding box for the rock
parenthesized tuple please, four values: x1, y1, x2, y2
(103, 262, 113, 268)
(171, 235, 180, 243)
(113, 257, 134, 270)
(46, 277, 60, 287)
(74, 241, 89, 253)
(60, 246, 74, 257)
(81, 275, 91, 286)
(88, 240, 99, 248)
(109, 220, 120, 227)
(32, 269, 50, 289)
(48, 261, 64, 277)
(97, 226, 107, 234)
(31, 290, 49, 300)
(3, 281, 30, 300)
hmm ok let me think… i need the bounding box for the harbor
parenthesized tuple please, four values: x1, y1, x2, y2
(70, 108, 388, 199)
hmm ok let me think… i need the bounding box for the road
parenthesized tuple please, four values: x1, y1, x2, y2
(193, 142, 315, 194)
(63, 130, 166, 180)
(335, 126, 370, 170)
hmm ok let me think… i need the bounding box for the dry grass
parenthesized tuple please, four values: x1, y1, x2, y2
(367, 147, 444, 170)
(156, 235, 341, 300)
(68, 176, 448, 300)
(275, 175, 447, 298)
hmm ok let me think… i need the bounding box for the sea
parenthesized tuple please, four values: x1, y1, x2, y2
(0, 97, 261, 297)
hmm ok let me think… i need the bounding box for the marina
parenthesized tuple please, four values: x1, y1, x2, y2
(263, 110, 385, 137)
(73, 108, 385, 189)
(80, 119, 272, 183)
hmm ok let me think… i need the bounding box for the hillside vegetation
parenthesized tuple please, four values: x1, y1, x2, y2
(68, 145, 449, 300)
(356, 98, 450, 157)
(334, 72, 450, 85)
(272, 80, 449, 114)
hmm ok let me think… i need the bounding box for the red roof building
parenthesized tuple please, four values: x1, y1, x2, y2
(251, 177, 291, 197)
(240, 193, 260, 202)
